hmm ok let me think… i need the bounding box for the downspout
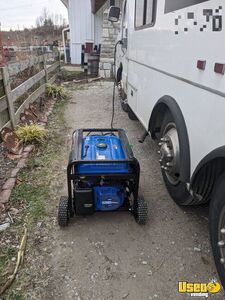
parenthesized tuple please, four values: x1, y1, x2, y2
(62, 27, 70, 64)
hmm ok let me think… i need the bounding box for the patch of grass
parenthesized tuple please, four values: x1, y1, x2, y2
(11, 97, 68, 223)
(10, 179, 46, 221)
(0, 245, 16, 271)
(0, 246, 17, 283)
(5, 290, 25, 300)
(15, 124, 47, 145)
(53, 97, 68, 124)
(1, 86, 69, 299)
(46, 83, 69, 100)
(59, 69, 84, 81)
(12, 102, 66, 217)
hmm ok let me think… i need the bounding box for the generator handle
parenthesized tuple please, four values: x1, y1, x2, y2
(69, 128, 134, 162)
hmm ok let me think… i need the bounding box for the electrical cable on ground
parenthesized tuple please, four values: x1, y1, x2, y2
(110, 40, 123, 130)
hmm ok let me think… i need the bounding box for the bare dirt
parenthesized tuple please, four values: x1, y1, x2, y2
(29, 81, 224, 300)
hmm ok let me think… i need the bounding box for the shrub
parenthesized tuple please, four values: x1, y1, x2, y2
(15, 124, 47, 144)
(46, 83, 68, 100)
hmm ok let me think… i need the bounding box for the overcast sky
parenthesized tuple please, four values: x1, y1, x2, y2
(0, 0, 68, 31)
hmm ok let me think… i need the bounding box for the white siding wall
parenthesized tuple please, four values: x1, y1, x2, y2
(94, 9, 103, 45)
(68, 0, 123, 64)
(68, 0, 94, 64)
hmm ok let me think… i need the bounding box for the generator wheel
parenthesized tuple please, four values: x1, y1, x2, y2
(58, 196, 69, 227)
(135, 196, 148, 225)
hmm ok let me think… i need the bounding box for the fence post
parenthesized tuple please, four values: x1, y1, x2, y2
(44, 54, 48, 83)
(2, 67, 16, 129)
(58, 50, 61, 71)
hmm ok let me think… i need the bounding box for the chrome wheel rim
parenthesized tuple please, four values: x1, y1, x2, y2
(218, 206, 225, 266)
(158, 122, 180, 185)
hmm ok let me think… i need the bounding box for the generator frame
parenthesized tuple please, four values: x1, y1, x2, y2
(66, 128, 140, 216)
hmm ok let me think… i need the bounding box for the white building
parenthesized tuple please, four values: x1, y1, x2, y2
(61, 0, 122, 65)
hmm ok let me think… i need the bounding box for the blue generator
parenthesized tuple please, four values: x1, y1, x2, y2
(58, 129, 148, 226)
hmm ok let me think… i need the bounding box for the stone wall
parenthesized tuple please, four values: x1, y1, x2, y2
(99, 10, 121, 78)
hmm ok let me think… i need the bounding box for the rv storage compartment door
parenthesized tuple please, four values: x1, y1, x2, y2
(128, 84, 137, 113)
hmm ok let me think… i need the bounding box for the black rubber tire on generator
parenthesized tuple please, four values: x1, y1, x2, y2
(128, 106, 138, 121)
(160, 112, 193, 205)
(209, 173, 225, 290)
(135, 196, 148, 225)
(58, 196, 69, 227)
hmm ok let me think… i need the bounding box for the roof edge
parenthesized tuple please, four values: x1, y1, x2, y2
(91, 0, 108, 13)
(60, 0, 68, 8)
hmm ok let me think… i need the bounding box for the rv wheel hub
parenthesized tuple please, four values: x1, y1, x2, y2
(158, 124, 180, 184)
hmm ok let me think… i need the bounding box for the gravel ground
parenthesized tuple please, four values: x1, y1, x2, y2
(38, 81, 224, 300)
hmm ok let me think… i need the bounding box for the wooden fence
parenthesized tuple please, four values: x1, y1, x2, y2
(0, 52, 60, 131)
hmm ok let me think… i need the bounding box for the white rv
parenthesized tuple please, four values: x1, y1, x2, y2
(110, 0, 225, 288)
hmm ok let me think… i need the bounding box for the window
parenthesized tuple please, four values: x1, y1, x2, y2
(135, 0, 145, 27)
(110, 0, 115, 6)
(146, 0, 155, 24)
(135, 0, 155, 28)
(122, 0, 128, 48)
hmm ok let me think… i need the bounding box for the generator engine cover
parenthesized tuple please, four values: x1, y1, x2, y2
(77, 135, 131, 174)
(94, 186, 124, 211)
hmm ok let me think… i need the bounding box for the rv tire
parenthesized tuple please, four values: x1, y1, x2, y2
(160, 112, 193, 205)
(121, 100, 128, 112)
(116, 64, 123, 84)
(210, 172, 225, 290)
(209, 173, 225, 288)
(128, 106, 138, 121)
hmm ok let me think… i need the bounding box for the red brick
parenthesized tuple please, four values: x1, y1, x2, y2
(10, 168, 20, 178)
(0, 190, 11, 204)
(2, 178, 16, 190)
(17, 158, 26, 168)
